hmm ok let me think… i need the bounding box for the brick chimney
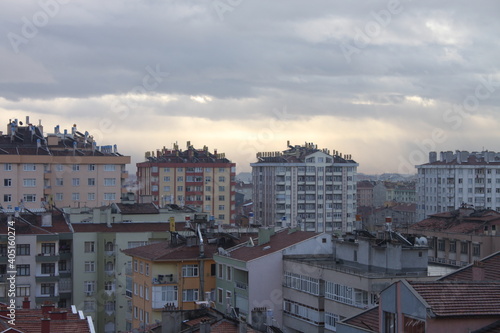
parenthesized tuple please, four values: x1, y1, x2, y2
(49, 310, 68, 320)
(199, 319, 211, 333)
(41, 303, 55, 315)
(22, 297, 30, 309)
(472, 260, 485, 281)
(41, 318, 51, 333)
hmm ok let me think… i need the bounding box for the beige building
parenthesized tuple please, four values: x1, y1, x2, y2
(0, 117, 130, 210)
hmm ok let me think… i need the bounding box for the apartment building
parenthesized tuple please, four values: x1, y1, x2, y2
(251, 142, 358, 232)
(416, 150, 500, 221)
(136, 142, 236, 224)
(281, 230, 433, 333)
(0, 117, 130, 210)
(409, 206, 500, 267)
(0, 211, 73, 309)
(213, 227, 332, 328)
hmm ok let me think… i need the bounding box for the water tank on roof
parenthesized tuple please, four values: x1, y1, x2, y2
(415, 236, 428, 246)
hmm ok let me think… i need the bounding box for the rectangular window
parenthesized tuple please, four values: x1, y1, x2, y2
(84, 301, 95, 312)
(56, 178, 64, 186)
(218, 264, 224, 279)
(104, 178, 116, 186)
(41, 283, 55, 295)
(55, 193, 63, 201)
(473, 243, 481, 256)
(23, 194, 36, 202)
(4, 163, 12, 171)
(4, 179, 12, 187)
(16, 286, 30, 297)
(72, 164, 80, 171)
(163, 186, 171, 192)
(145, 263, 150, 276)
(226, 266, 232, 281)
(219, 176, 225, 182)
(163, 176, 171, 182)
(41, 243, 55, 255)
(438, 240, 445, 251)
(23, 164, 36, 171)
(88, 178, 95, 186)
(72, 193, 80, 201)
(3, 194, 12, 202)
(461, 242, 468, 254)
(16, 244, 30, 255)
(56, 164, 64, 172)
(217, 288, 223, 304)
(72, 178, 80, 186)
(183, 289, 199, 302)
(449, 241, 456, 253)
(182, 264, 199, 277)
(88, 193, 95, 201)
(104, 193, 116, 201)
(84, 281, 95, 293)
(17, 264, 30, 276)
(85, 261, 95, 272)
(84, 242, 95, 253)
(41, 263, 55, 274)
(88, 164, 96, 171)
(23, 178, 36, 187)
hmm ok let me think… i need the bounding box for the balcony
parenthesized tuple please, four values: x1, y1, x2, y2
(35, 274, 59, 283)
(235, 281, 248, 290)
(152, 274, 175, 285)
(36, 295, 59, 304)
(36, 253, 60, 262)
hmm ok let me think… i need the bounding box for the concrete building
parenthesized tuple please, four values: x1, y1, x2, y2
(416, 150, 500, 221)
(356, 180, 375, 208)
(409, 206, 500, 267)
(0, 117, 130, 210)
(136, 142, 236, 224)
(338, 251, 500, 333)
(251, 142, 358, 232)
(281, 230, 434, 333)
(0, 211, 73, 310)
(358, 203, 417, 232)
(213, 228, 332, 329)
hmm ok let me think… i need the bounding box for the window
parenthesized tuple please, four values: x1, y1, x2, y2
(219, 176, 225, 182)
(84, 241, 95, 253)
(139, 261, 144, 274)
(17, 264, 30, 276)
(182, 264, 199, 277)
(134, 260, 138, 272)
(105, 281, 114, 291)
(183, 289, 199, 302)
(461, 242, 468, 254)
(384, 312, 396, 333)
(84, 281, 95, 293)
(16, 286, 30, 297)
(41, 283, 55, 295)
(473, 243, 481, 256)
(84, 301, 95, 311)
(4, 179, 12, 187)
(449, 240, 456, 253)
(219, 186, 225, 191)
(325, 312, 340, 332)
(85, 261, 95, 272)
(438, 239, 445, 251)
(226, 266, 232, 281)
(72, 178, 80, 186)
(163, 176, 171, 182)
(105, 301, 114, 312)
(41, 263, 55, 274)
(285, 272, 320, 295)
(72, 164, 80, 171)
(157, 285, 178, 304)
(4, 163, 12, 171)
(163, 186, 171, 192)
(104, 193, 116, 201)
(218, 205, 225, 210)
(41, 243, 55, 255)
(23, 194, 36, 202)
(104, 178, 116, 186)
(88, 164, 96, 171)
(177, 176, 183, 182)
(16, 244, 30, 255)
(56, 178, 64, 186)
(3, 194, 11, 202)
(23, 178, 36, 187)
(104, 164, 116, 171)
(218, 264, 224, 279)
(88, 193, 95, 201)
(217, 288, 223, 304)
(23, 164, 36, 171)
(145, 263, 150, 276)
(88, 178, 95, 186)
(72, 193, 80, 201)
(56, 164, 63, 172)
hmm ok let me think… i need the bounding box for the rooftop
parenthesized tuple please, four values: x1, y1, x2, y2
(0, 212, 71, 235)
(339, 306, 379, 333)
(439, 251, 500, 281)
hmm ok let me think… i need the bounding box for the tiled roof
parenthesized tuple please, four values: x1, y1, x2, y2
(226, 229, 319, 262)
(122, 234, 253, 261)
(472, 319, 500, 333)
(410, 281, 500, 317)
(115, 203, 159, 214)
(0, 213, 71, 235)
(411, 209, 500, 234)
(72, 222, 170, 233)
(196, 320, 256, 333)
(0, 308, 92, 333)
(440, 251, 500, 281)
(340, 306, 379, 333)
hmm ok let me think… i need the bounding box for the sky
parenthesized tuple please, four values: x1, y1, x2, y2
(1, 0, 500, 175)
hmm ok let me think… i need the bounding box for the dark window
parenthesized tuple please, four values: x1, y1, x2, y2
(211, 264, 216, 276)
(17, 264, 30, 276)
(16, 244, 30, 256)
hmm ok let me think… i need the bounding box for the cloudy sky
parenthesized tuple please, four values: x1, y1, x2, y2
(1, 0, 500, 175)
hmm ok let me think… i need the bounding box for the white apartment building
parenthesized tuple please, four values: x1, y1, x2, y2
(251, 142, 358, 232)
(416, 150, 500, 221)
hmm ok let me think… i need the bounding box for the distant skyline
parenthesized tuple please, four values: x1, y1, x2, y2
(1, 1, 499, 175)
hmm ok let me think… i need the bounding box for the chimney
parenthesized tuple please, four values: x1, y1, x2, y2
(199, 319, 211, 333)
(472, 261, 485, 281)
(22, 297, 30, 309)
(41, 303, 55, 315)
(41, 318, 51, 333)
(238, 319, 247, 333)
(49, 310, 68, 320)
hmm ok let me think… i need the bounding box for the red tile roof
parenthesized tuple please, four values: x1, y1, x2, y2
(225, 229, 320, 262)
(340, 306, 379, 332)
(0, 308, 92, 333)
(440, 251, 500, 281)
(72, 222, 170, 233)
(411, 209, 500, 234)
(0, 212, 71, 235)
(410, 281, 500, 317)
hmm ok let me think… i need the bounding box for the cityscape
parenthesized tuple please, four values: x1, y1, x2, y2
(2, 1, 500, 333)
(0, 117, 500, 333)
